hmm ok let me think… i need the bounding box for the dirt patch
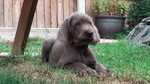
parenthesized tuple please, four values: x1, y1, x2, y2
(11, 63, 149, 84)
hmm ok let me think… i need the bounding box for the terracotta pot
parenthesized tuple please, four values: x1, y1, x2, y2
(95, 16, 126, 37)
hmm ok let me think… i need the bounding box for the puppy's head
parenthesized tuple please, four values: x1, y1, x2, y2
(57, 12, 100, 46)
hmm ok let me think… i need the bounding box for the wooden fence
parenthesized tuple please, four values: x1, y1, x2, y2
(0, 0, 95, 28)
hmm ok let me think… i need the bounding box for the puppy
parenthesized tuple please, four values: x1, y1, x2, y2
(42, 12, 110, 76)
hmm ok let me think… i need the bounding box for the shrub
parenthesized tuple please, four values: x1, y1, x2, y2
(127, 0, 150, 29)
(92, 0, 128, 16)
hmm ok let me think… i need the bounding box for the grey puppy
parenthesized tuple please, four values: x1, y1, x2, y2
(42, 12, 110, 76)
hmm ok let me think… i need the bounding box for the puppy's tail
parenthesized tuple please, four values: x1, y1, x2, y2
(41, 38, 56, 63)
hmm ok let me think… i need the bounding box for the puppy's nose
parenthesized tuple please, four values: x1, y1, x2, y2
(87, 32, 93, 37)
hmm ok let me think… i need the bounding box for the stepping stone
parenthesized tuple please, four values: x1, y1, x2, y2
(100, 39, 118, 43)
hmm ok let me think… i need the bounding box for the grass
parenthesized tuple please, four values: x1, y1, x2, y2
(0, 34, 150, 84)
(0, 70, 27, 84)
(92, 40, 150, 81)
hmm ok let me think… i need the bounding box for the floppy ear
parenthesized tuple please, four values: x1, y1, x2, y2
(93, 23, 100, 38)
(86, 15, 100, 39)
(57, 18, 71, 44)
(91, 18, 101, 42)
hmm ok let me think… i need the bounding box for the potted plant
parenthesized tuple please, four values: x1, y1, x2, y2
(92, 0, 128, 37)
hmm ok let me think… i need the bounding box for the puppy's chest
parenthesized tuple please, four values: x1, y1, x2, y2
(79, 51, 95, 66)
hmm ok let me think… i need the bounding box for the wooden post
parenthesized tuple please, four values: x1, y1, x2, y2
(11, 0, 38, 54)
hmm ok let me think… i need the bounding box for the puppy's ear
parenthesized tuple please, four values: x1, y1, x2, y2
(90, 19, 101, 43)
(93, 23, 100, 38)
(57, 18, 71, 44)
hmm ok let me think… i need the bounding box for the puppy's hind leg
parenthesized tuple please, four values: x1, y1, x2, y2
(41, 38, 56, 63)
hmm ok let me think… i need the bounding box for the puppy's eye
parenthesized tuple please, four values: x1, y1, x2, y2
(75, 22, 81, 26)
(87, 21, 92, 25)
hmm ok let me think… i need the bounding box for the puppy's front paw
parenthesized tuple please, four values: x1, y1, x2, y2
(79, 67, 97, 76)
(95, 64, 112, 73)
(97, 68, 112, 73)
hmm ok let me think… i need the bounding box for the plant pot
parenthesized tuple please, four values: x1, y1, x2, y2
(95, 15, 126, 37)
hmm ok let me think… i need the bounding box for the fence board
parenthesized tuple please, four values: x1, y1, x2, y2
(20, 0, 23, 8)
(69, 0, 74, 15)
(57, 0, 63, 27)
(73, 0, 77, 13)
(69, 0, 77, 15)
(51, 0, 57, 27)
(37, 0, 44, 28)
(85, 0, 95, 17)
(90, 0, 96, 16)
(85, 0, 91, 16)
(63, 0, 70, 20)
(4, 0, 13, 27)
(0, 0, 95, 28)
(13, 0, 20, 27)
(45, 0, 51, 28)
(0, 0, 4, 27)
(32, 10, 37, 28)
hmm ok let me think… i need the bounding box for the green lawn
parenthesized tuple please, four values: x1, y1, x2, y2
(0, 35, 150, 84)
